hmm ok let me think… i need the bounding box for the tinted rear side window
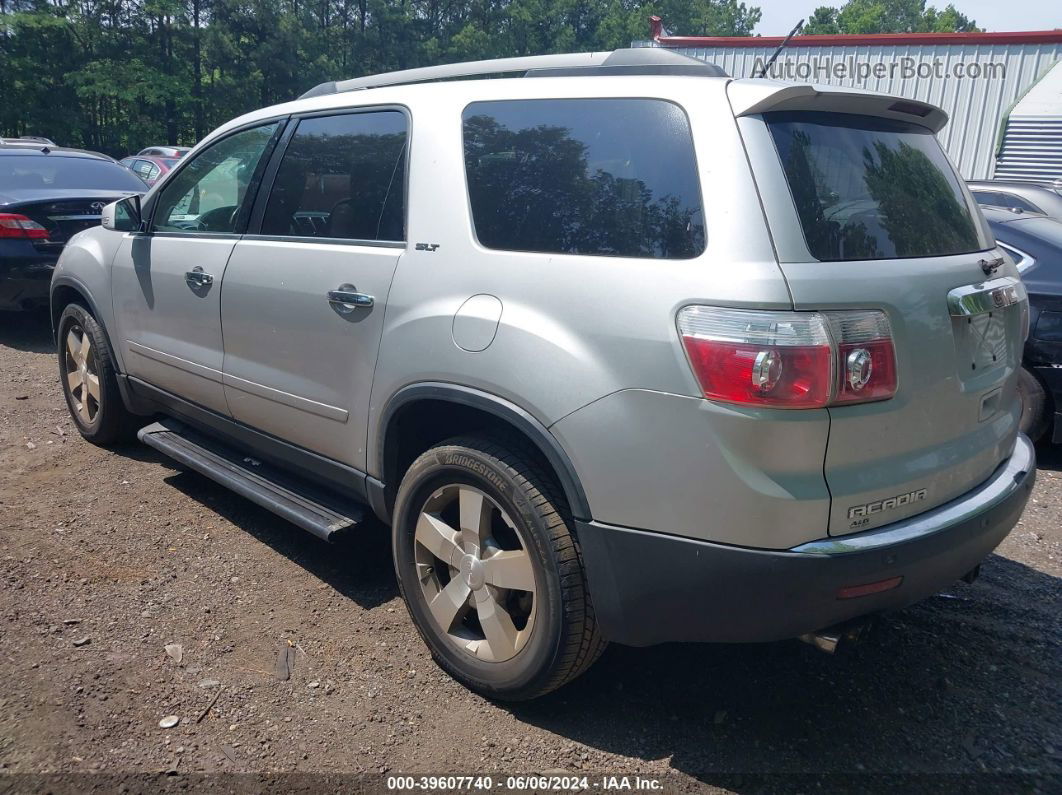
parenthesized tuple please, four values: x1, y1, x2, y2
(462, 99, 705, 259)
(766, 111, 981, 261)
(261, 111, 407, 242)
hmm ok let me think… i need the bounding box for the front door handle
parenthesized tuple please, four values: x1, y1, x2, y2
(185, 267, 214, 288)
(328, 284, 374, 313)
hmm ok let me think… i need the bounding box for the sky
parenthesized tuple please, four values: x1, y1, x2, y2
(754, 0, 1062, 36)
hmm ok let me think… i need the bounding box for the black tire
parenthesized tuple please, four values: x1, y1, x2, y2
(57, 303, 138, 445)
(392, 436, 606, 700)
(1017, 366, 1050, 443)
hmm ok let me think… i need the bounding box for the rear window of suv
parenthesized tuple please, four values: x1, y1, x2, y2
(766, 111, 982, 261)
(0, 155, 146, 191)
(462, 99, 705, 259)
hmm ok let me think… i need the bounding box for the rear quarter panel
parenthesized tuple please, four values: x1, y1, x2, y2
(367, 76, 794, 467)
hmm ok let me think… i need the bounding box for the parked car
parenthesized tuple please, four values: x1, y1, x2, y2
(982, 205, 1062, 443)
(136, 146, 191, 158)
(1, 145, 145, 312)
(968, 180, 1062, 221)
(51, 48, 1035, 700)
(0, 136, 58, 146)
(119, 155, 179, 187)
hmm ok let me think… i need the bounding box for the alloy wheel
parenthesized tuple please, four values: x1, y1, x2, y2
(63, 325, 100, 425)
(414, 485, 537, 662)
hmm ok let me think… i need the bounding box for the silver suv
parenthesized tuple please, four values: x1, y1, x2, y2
(51, 49, 1036, 700)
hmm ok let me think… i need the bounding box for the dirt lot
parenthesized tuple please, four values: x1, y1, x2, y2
(0, 309, 1059, 792)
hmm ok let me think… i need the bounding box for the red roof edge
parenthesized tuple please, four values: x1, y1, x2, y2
(647, 17, 1062, 48)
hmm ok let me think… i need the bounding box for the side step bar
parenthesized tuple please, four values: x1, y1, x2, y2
(138, 420, 364, 542)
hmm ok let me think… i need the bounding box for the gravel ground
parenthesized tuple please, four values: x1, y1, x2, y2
(0, 309, 1059, 792)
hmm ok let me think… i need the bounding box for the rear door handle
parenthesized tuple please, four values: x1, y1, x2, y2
(185, 267, 214, 288)
(328, 284, 374, 313)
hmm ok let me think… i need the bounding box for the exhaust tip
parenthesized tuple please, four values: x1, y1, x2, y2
(799, 618, 875, 654)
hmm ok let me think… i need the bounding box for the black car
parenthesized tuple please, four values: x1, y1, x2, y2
(1, 145, 146, 311)
(983, 206, 1062, 443)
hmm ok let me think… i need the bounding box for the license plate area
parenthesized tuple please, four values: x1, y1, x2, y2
(947, 277, 1026, 386)
(956, 310, 1008, 375)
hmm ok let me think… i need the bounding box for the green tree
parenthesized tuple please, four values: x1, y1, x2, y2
(1, 0, 764, 156)
(803, 0, 980, 35)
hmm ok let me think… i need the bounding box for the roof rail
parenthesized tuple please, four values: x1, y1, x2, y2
(299, 48, 727, 99)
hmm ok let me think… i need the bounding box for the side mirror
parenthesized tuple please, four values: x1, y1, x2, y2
(102, 195, 142, 232)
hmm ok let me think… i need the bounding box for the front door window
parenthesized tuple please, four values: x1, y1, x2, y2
(152, 123, 279, 234)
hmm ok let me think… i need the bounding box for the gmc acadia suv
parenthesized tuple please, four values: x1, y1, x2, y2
(50, 48, 1036, 700)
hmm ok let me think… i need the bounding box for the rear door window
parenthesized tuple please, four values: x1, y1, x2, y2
(260, 110, 407, 242)
(766, 111, 982, 261)
(462, 99, 705, 259)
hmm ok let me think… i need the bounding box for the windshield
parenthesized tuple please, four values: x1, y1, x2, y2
(0, 155, 146, 191)
(766, 111, 983, 261)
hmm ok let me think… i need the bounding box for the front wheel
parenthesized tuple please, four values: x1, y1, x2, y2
(57, 303, 137, 445)
(392, 436, 606, 700)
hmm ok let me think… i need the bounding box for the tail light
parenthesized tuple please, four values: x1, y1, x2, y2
(678, 306, 897, 409)
(825, 311, 897, 405)
(0, 213, 49, 240)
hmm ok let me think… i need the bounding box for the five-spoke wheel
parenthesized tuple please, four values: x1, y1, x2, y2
(57, 303, 137, 445)
(393, 436, 606, 700)
(414, 485, 537, 662)
(63, 324, 100, 425)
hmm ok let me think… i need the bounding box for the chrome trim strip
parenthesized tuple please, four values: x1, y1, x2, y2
(48, 214, 102, 221)
(947, 276, 1027, 316)
(222, 372, 349, 422)
(791, 434, 1034, 555)
(127, 341, 223, 383)
(998, 242, 1035, 274)
(240, 234, 405, 249)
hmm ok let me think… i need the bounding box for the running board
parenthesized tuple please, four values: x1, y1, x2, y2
(138, 420, 364, 542)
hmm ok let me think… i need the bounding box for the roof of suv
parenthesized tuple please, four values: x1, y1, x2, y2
(300, 48, 728, 98)
(196, 48, 947, 162)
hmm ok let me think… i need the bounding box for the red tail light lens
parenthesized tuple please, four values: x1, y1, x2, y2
(0, 213, 49, 239)
(678, 307, 897, 409)
(678, 308, 834, 408)
(826, 311, 898, 405)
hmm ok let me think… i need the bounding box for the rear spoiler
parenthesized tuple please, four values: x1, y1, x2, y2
(727, 80, 948, 132)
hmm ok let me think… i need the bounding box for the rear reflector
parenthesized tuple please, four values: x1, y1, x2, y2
(678, 306, 897, 409)
(836, 576, 903, 599)
(0, 213, 49, 240)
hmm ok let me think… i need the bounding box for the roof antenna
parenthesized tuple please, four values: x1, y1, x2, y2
(756, 18, 804, 78)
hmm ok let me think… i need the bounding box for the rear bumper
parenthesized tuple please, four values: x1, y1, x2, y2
(0, 253, 56, 310)
(578, 434, 1036, 647)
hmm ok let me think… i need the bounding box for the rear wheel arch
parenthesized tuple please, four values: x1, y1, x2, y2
(377, 384, 591, 523)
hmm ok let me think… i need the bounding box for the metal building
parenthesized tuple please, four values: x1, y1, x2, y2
(637, 19, 1062, 182)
